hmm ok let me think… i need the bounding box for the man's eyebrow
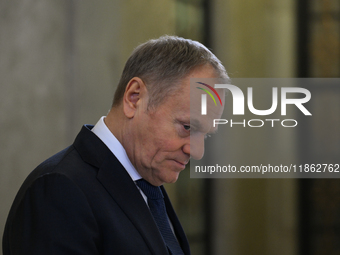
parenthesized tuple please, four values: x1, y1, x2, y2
(190, 118, 219, 135)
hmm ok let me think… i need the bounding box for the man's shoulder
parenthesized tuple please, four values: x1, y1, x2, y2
(20, 145, 85, 190)
(32, 124, 109, 179)
(35, 145, 83, 177)
(22, 125, 106, 191)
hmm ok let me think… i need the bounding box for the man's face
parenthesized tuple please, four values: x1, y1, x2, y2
(128, 65, 224, 186)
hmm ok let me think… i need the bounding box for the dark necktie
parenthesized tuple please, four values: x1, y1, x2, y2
(136, 179, 185, 255)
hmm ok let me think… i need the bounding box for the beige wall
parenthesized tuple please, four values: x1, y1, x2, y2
(1, 2, 71, 248)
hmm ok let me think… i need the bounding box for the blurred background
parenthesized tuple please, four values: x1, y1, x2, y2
(1, 0, 340, 254)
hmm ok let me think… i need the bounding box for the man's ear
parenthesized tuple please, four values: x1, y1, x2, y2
(123, 77, 147, 118)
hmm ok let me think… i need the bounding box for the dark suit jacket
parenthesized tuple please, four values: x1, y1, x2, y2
(3, 125, 190, 255)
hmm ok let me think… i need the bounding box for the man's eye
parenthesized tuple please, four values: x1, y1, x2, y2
(183, 125, 190, 131)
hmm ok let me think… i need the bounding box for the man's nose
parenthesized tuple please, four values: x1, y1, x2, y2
(186, 135, 205, 160)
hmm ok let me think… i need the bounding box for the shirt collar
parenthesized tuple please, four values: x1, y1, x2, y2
(91, 116, 142, 181)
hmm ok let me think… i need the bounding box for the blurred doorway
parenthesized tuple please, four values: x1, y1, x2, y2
(298, 0, 340, 254)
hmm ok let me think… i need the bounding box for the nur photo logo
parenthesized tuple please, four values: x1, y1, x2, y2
(195, 79, 312, 128)
(196, 82, 223, 115)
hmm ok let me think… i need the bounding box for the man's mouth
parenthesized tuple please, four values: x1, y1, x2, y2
(173, 159, 189, 169)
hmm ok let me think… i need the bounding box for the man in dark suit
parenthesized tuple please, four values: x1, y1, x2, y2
(3, 35, 227, 254)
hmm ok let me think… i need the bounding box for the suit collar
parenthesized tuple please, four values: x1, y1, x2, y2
(73, 125, 111, 168)
(91, 117, 142, 181)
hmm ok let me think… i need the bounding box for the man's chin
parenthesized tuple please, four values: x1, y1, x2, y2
(162, 171, 181, 184)
(147, 165, 183, 185)
(152, 172, 180, 186)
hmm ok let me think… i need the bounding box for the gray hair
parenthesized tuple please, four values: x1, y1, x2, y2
(112, 35, 228, 108)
